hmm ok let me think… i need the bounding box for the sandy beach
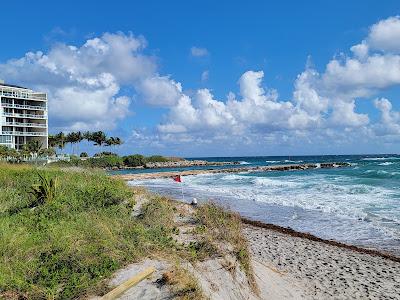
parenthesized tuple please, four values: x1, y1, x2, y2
(244, 224, 400, 299)
(96, 189, 400, 300)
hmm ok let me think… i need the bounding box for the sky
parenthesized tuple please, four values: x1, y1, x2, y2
(1, 0, 400, 156)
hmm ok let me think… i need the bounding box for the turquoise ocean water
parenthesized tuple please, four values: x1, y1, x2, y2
(117, 155, 400, 255)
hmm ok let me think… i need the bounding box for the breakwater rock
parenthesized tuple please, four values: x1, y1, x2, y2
(114, 162, 350, 181)
(144, 160, 240, 169)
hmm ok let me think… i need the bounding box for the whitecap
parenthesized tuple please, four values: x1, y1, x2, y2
(378, 162, 394, 166)
(362, 157, 400, 161)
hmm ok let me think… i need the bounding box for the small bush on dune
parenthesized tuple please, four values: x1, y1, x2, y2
(195, 203, 256, 290)
(29, 173, 58, 207)
(161, 265, 203, 299)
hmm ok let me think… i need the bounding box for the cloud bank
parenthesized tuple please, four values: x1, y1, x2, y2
(1, 17, 400, 154)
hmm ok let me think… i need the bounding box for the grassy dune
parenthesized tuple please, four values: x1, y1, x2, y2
(0, 164, 165, 299)
(0, 164, 252, 299)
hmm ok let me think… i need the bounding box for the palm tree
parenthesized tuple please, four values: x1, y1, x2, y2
(47, 134, 58, 157)
(20, 144, 31, 160)
(91, 131, 107, 153)
(48, 134, 58, 148)
(66, 131, 83, 155)
(0, 145, 9, 160)
(105, 136, 123, 153)
(27, 140, 43, 165)
(8, 148, 20, 162)
(82, 131, 90, 139)
(114, 137, 123, 148)
(55, 132, 66, 155)
(39, 147, 56, 158)
(105, 137, 115, 148)
(75, 131, 83, 154)
(27, 140, 43, 157)
(66, 132, 74, 154)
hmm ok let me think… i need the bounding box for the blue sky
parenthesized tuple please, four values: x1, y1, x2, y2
(1, 1, 400, 156)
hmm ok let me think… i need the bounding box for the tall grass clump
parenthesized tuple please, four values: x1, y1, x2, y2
(0, 164, 177, 299)
(29, 173, 58, 207)
(195, 203, 256, 291)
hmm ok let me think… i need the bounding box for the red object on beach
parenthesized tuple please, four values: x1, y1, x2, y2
(172, 175, 182, 182)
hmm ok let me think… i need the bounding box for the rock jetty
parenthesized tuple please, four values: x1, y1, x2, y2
(144, 160, 240, 168)
(114, 162, 349, 181)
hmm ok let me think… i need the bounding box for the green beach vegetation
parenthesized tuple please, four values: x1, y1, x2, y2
(0, 164, 136, 298)
(48, 152, 179, 169)
(1, 130, 181, 170)
(0, 163, 252, 299)
(0, 142, 55, 163)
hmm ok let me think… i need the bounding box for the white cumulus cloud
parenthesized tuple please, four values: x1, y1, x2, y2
(0, 32, 156, 130)
(368, 16, 400, 52)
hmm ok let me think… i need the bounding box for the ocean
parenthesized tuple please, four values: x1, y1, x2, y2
(118, 155, 400, 255)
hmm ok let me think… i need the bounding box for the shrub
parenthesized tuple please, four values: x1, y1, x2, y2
(87, 156, 123, 168)
(123, 154, 146, 167)
(29, 173, 58, 207)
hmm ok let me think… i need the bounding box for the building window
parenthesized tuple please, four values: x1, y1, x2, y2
(0, 135, 12, 144)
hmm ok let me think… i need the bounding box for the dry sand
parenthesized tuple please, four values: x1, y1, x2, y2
(244, 224, 400, 300)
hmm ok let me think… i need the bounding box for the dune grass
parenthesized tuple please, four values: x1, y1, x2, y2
(0, 164, 180, 299)
(160, 265, 203, 300)
(195, 203, 256, 291)
(0, 163, 252, 299)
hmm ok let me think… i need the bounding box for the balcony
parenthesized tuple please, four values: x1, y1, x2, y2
(4, 122, 47, 128)
(3, 112, 47, 119)
(0, 88, 47, 101)
(2, 131, 47, 136)
(1, 102, 47, 111)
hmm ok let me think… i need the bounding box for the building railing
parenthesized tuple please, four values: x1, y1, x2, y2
(4, 122, 47, 128)
(1, 102, 47, 111)
(3, 112, 47, 119)
(0, 87, 47, 101)
(2, 131, 47, 136)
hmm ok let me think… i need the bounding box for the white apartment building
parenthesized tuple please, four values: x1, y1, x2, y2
(0, 80, 48, 149)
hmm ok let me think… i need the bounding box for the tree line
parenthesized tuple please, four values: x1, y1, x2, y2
(0, 131, 124, 162)
(0, 140, 54, 161)
(48, 131, 123, 155)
